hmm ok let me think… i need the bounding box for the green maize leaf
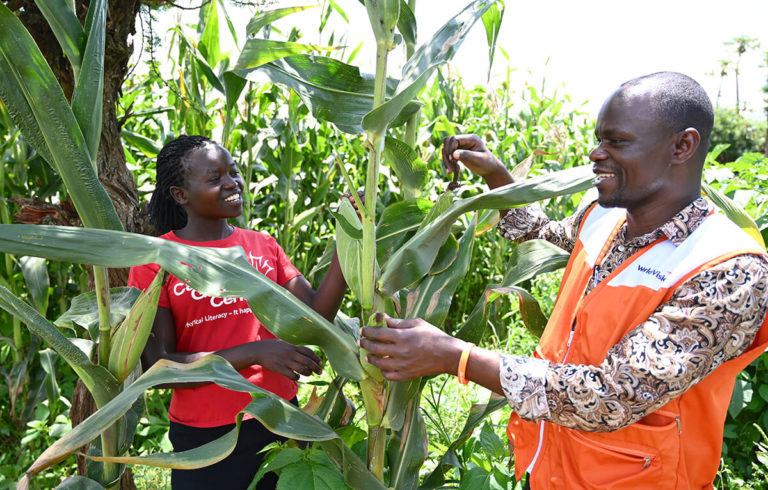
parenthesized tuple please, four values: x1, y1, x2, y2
(315, 377, 353, 428)
(454, 240, 568, 344)
(198, 0, 220, 68)
(71, 0, 106, 163)
(481, 0, 504, 82)
(235, 55, 420, 134)
(379, 165, 593, 296)
(376, 198, 432, 264)
(319, 439, 387, 490)
(335, 199, 365, 300)
(383, 136, 428, 196)
(235, 39, 338, 71)
(397, 0, 417, 49)
(222, 70, 248, 145)
(421, 393, 507, 489)
(0, 224, 364, 380)
(108, 270, 163, 382)
(362, 0, 494, 134)
(363, 67, 432, 135)
(32, 0, 85, 79)
(194, 53, 225, 94)
(121, 129, 163, 158)
(55, 287, 141, 341)
(702, 182, 765, 248)
(418, 191, 455, 231)
(39, 348, 61, 415)
(246, 5, 318, 36)
(332, 208, 363, 240)
(0, 4, 122, 231)
(364, 0, 400, 47)
(0, 286, 120, 408)
(429, 233, 459, 276)
(56, 475, 105, 489)
(382, 376, 421, 431)
(404, 218, 475, 327)
(475, 208, 500, 236)
(19, 256, 49, 314)
(23, 356, 341, 482)
(388, 392, 428, 490)
(494, 285, 548, 339)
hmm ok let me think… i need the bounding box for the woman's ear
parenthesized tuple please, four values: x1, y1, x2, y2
(671, 127, 701, 165)
(169, 186, 188, 206)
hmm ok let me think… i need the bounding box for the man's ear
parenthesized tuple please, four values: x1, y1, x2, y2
(169, 186, 188, 206)
(671, 128, 701, 165)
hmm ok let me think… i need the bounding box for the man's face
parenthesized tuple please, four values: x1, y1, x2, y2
(590, 90, 677, 212)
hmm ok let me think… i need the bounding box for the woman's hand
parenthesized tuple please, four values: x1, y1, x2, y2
(359, 315, 467, 381)
(250, 339, 323, 381)
(442, 134, 514, 190)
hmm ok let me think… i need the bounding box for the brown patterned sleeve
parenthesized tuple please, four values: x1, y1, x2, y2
(497, 201, 595, 253)
(499, 254, 768, 432)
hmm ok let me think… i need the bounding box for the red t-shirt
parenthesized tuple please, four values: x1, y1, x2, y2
(128, 227, 302, 428)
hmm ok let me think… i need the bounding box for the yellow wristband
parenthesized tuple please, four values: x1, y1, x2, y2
(457, 343, 475, 385)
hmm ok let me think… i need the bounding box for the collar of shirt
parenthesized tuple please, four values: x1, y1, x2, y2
(617, 197, 713, 248)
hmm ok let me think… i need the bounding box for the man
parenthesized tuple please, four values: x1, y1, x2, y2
(359, 72, 768, 488)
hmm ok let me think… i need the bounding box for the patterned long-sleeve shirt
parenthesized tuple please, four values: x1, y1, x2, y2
(497, 197, 768, 432)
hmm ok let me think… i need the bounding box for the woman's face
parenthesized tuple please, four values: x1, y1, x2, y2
(173, 143, 244, 221)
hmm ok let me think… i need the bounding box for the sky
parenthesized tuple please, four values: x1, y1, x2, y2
(143, 0, 768, 119)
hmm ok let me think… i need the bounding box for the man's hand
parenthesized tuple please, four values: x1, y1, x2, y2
(442, 134, 514, 190)
(251, 339, 323, 381)
(359, 315, 466, 381)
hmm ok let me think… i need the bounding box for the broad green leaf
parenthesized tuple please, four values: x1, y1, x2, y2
(23, 356, 341, 483)
(0, 224, 364, 380)
(55, 287, 141, 341)
(319, 439, 387, 490)
(455, 240, 569, 344)
(396, 0, 417, 50)
(388, 391, 427, 490)
(246, 5, 319, 37)
(236, 55, 420, 134)
(276, 449, 347, 489)
(728, 377, 751, 419)
(383, 136, 428, 196)
(419, 191, 455, 231)
(108, 270, 163, 382)
(364, 0, 400, 47)
(121, 130, 162, 158)
(19, 256, 49, 314)
(56, 475, 105, 489)
(383, 377, 422, 431)
(222, 71, 247, 145)
(363, 0, 494, 134)
(478, 422, 506, 459)
(702, 182, 765, 248)
(429, 233, 459, 276)
(404, 219, 475, 327)
(315, 377, 354, 428)
(194, 53, 225, 94)
(379, 165, 594, 296)
(481, 0, 504, 81)
(421, 393, 507, 489)
(0, 4, 122, 231)
(251, 447, 304, 489)
(335, 199, 365, 300)
(235, 39, 337, 71)
(458, 466, 506, 490)
(39, 348, 61, 414)
(32, 0, 85, 79)
(507, 285, 548, 338)
(376, 198, 432, 264)
(0, 286, 120, 408)
(71, 0, 106, 163)
(198, 0, 220, 68)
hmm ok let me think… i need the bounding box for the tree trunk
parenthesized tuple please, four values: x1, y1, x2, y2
(9, 1, 144, 485)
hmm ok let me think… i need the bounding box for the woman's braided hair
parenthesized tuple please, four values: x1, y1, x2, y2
(148, 135, 214, 234)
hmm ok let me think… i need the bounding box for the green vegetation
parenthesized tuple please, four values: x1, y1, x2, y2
(0, 1, 766, 489)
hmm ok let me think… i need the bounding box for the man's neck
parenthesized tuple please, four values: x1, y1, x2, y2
(624, 193, 700, 240)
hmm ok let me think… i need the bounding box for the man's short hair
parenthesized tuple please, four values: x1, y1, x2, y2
(620, 72, 714, 148)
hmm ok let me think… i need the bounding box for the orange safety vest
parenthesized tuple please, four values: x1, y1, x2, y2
(507, 203, 768, 489)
